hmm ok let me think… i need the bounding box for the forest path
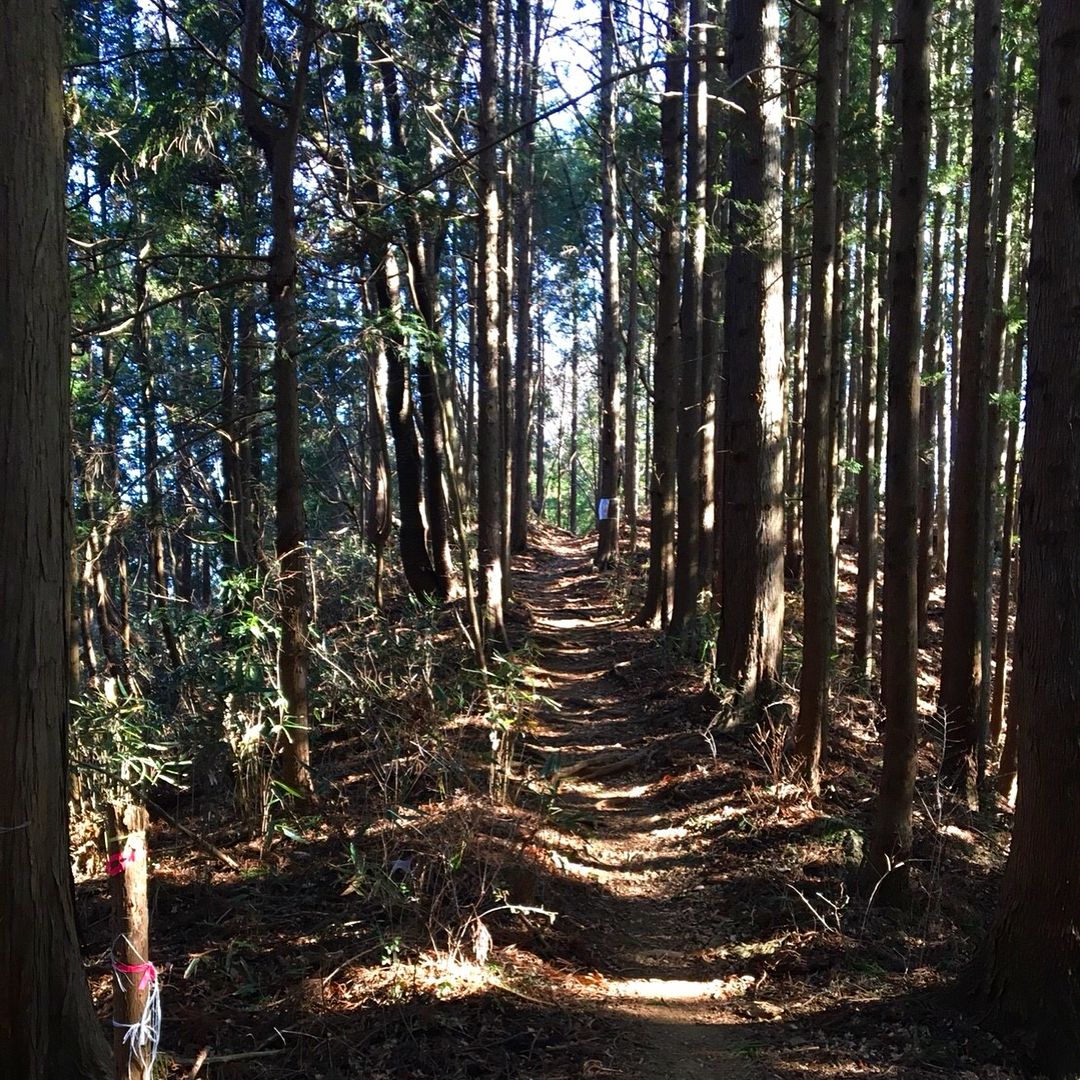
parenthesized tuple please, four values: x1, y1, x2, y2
(507, 525, 766, 1079)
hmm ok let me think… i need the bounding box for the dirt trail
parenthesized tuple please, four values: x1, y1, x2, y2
(510, 527, 765, 1079)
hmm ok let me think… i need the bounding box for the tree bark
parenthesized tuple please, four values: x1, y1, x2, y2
(639, 0, 686, 628)
(793, 0, 840, 794)
(671, 0, 708, 622)
(938, 0, 1001, 808)
(862, 0, 932, 905)
(970, 8, 1080, 1064)
(240, 0, 316, 798)
(625, 205, 641, 555)
(595, 0, 623, 569)
(852, 2, 884, 680)
(0, 2, 113, 1071)
(511, 0, 540, 553)
(478, 0, 508, 645)
(916, 87, 949, 642)
(715, 0, 785, 708)
(700, 5, 725, 599)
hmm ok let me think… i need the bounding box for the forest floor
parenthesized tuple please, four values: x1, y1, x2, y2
(79, 524, 1030, 1079)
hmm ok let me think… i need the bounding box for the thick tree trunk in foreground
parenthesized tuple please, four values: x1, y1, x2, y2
(0, 3, 113, 1072)
(939, 0, 1001, 807)
(639, 0, 686, 627)
(793, 0, 840, 794)
(862, 0, 932, 905)
(715, 0, 785, 707)
(970, 9, 1080, 1066)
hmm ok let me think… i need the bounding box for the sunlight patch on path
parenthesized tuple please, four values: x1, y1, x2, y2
(580, 973, 757, 1002)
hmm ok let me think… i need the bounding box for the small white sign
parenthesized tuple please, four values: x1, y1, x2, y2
(598, 498, 610, 521)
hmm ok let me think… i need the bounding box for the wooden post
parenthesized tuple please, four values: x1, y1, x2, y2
(105, 803, 154, 1080)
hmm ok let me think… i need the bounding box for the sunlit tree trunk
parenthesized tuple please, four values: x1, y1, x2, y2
(478, 0, 508, 644)
(715, 0, 785, 707)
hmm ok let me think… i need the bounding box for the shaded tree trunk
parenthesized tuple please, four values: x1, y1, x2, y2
(793, 0, 840, 794)
(852, 2, 884, 679)
(938, 0, 1001, 807)
(970, 9, 1080, 1064)
(240, 0, 317, 797)
(0, 2, 113, 1070)
(671, 0, 708, 623)
(639, 0, 686, 627)
(595, 0, 623, 569)
(862, 0, 933, 905)
(916, 98, 949, 641)
(701, 4, 725, 598)
(511, 0, 540, 553)
(625, 206, 641, 555)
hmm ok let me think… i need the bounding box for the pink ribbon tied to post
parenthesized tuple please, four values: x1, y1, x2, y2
(113, 959, 157, 991)
(106, 844, 139, 877)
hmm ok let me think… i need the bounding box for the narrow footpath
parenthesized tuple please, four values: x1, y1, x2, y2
(506, 526, 767, 1078)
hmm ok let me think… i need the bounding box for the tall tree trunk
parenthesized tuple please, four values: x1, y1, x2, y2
(785, 54, 809, 582)
(135, 253, 182, 670)
(0, 2, 113, 1070)
(970, 8, 1080, 1063)
(979, 52, 1018, 746)
(510, 0, 540, 553)
(478, 0, 508, 644)
(938, 0, 1001, 808)
(989, 317, 1023, 752)
(368, 31, 460, 600)
(366, 289, 393, 612)
(916, 80, 950, 641)
(595, 0, 623, 569)
(373, 247, 441, 598)
(671, 0, 708, 621)
(639, 0, 686, 627)
(569, 308, 580, 535)
(852, 2, 884, 679)
(701, 4, 725, 598)
(793, 0, 840, 794)
(625, 206, 641, 555)
(240, 0, 316, 797)
(862, 0, 933, 905)
(715, 0, 785, 707)
(534, 308, 546, 516)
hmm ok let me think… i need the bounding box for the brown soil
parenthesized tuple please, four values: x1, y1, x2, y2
(77, 524, 1028, 1079)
